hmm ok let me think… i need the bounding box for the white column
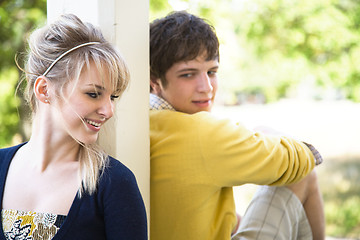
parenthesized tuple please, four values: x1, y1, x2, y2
(47, 0, 150, 225)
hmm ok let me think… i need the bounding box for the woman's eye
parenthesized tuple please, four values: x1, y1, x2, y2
(87, 92, 99, 98)
(111, 95, 119, 101)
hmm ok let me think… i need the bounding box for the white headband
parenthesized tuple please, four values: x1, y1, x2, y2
(42, 42, 100, 76)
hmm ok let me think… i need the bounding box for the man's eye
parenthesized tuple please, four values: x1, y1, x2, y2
(180, 73, 193, 78)
(208, 71, 217, 76)
(87, 92, 99, 98)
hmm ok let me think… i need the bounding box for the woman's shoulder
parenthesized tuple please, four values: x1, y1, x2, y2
(0, 143, 26, 176)
(106, 156, 134, 176)
(0, 143, 26, 160)
(99, 156, 138, 188)
(96, 156, 143, 203)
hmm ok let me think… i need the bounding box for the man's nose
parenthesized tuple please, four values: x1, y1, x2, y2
(197, 73, 213, 93)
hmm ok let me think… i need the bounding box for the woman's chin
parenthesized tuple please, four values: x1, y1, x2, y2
(77, 135, 99, 145)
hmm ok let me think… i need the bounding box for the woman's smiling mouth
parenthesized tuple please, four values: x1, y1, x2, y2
(85, 119, 103, 131)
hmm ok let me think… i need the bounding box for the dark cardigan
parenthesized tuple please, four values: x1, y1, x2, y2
(0, 143, 147, 240)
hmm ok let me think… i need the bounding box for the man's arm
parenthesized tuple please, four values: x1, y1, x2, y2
(195, 112, 318, 186)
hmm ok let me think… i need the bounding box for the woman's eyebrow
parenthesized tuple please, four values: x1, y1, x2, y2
(86, 84, 106, 90)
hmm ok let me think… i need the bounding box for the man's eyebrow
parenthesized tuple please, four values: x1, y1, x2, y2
(176, 68, 198, 73)
(177, 66, 219, 72)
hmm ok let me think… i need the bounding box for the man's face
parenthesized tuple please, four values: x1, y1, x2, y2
(152, 54, 219, 114)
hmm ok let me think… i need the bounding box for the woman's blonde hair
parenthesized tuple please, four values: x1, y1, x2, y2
(23, 13, 130, 195)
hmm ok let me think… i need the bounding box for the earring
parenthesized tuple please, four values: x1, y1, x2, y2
(45, 99, 49, 103)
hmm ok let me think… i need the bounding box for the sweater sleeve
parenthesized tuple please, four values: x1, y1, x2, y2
(99, 158, 147, 240)
(194, 112, 316, 187)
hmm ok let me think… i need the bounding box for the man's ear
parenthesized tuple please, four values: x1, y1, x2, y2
(150, 76, 162, 95)
(33, 76, 50, 104)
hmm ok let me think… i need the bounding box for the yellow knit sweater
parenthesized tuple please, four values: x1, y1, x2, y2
(150, 109, 315, 240)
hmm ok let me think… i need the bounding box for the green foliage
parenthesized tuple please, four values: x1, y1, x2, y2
(325, 197, 360, 237)
(0, 0, 46, 147)
(150, 0, 173, 21)
(317, 156, 360, 238)
(0, 68, 20, 147)
(235, 0, 360, 102)
(0, 0, 46, 70)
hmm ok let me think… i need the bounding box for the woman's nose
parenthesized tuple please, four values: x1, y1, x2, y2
(98, 98, 114, 119)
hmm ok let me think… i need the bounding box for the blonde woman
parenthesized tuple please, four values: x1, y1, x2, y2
(0, 14, 147, 239)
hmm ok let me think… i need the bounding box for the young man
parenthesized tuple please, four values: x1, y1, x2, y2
(149, 11, 325, 240)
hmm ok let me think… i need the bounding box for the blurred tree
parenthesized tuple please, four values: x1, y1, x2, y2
(234, 0, 360, 101)
(0, 0, 46, 147)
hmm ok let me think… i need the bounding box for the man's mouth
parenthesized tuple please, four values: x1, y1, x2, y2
(193, 99, 211, 104)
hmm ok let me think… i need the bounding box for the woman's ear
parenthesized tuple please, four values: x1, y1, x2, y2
(150, 76, 162, 95)
(34, 76, 50, 104)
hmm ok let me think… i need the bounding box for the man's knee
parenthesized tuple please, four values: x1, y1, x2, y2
(286, 170, 318, 204)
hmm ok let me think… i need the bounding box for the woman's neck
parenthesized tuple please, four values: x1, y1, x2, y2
(24, 113, 81, 172)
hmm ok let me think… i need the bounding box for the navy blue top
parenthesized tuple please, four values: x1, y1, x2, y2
(0, 143, 147, 240)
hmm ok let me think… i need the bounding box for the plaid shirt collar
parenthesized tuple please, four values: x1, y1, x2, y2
(150, 93, 175, 111)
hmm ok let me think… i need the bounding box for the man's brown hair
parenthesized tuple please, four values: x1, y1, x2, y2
(150, 11, 219, 88)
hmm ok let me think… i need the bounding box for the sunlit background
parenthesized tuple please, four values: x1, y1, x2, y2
(1, 0, 360, 238)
